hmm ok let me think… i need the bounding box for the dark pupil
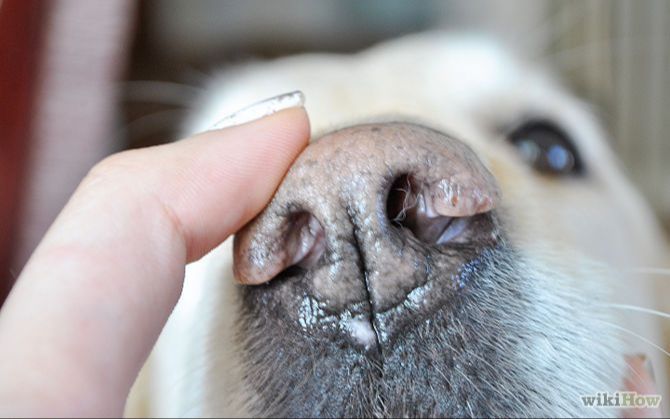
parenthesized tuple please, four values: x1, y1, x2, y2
(509, 122, 581, 175)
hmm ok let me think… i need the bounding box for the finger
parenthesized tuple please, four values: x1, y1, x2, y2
(0, 105, 309, 417)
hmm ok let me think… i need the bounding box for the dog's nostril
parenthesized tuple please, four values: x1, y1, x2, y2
(387, 173, 472, 245)
(284, 211, 326, 269)
(233, 210, 326, 285)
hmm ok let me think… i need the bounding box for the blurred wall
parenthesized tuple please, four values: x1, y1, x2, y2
(545, 0, 670, 224)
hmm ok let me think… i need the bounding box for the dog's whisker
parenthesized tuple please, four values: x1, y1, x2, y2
(602, 303, 670, 321)
(122, 80, 203, 107)
(118, 109, 186, 144)
(605, 322, 670, 360)
(627, 267, 670, 276)
(590, 266, 670, 281)
(181, 65, 217, 86)
(543, 33, 668, 73)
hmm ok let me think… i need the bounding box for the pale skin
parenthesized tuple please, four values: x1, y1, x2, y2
(0, 108, 309, 416)
(0, 107, 659, 417)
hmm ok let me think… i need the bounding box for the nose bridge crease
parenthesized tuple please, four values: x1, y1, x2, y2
(346, 205, 384, 359)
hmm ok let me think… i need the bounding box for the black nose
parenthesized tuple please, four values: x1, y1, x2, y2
(234, 122, 501, 348)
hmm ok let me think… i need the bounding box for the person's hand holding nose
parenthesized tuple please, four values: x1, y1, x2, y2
(0, 94, 309, 417)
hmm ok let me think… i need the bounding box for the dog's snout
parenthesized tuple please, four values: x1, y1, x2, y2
(234, 122, 501, 346)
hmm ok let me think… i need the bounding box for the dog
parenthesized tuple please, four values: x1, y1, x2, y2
(126, 32, 669, 417)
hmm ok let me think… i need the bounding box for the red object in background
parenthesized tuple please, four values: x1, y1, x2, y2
(0, 0, 48, 301)
(0, 0, 134, 305)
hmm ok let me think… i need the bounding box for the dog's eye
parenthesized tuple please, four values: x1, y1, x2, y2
(506, 120, 584, 176)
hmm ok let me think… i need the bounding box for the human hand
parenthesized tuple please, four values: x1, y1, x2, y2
(0, 93, 309, 417)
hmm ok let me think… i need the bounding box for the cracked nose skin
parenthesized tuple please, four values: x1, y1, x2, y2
(234, 122, 500, 341)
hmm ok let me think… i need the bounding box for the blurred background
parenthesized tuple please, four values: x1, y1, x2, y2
(1, 0, 669, 302)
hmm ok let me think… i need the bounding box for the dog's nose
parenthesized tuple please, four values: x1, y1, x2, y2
(234, 123, 500, 344)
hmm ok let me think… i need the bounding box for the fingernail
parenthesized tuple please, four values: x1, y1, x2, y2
(206, 90, 305, 131)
